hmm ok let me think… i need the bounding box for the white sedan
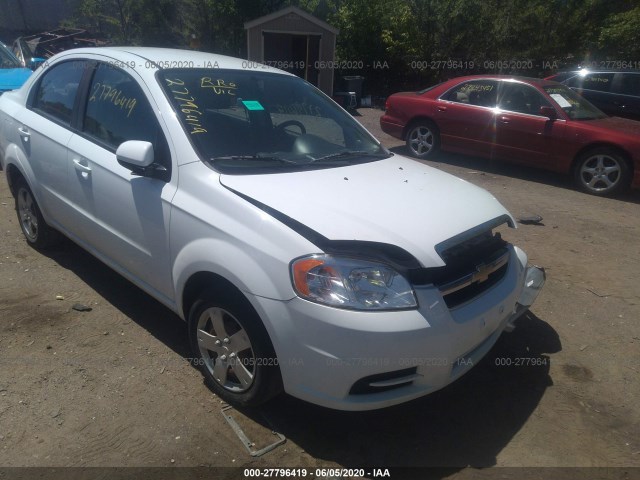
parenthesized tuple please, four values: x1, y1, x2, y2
(0, 47, 544, 410)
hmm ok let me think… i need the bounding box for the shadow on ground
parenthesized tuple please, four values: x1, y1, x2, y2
(42, 237, 561, 475)
(389, 146, 640, 205)
(44, 240, 191, 359)
(254, 311, 560, 471)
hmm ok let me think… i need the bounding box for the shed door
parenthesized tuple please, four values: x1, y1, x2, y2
(263, 33, 321, 86)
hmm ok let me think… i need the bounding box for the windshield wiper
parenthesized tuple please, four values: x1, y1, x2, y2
(310, 150, 390, 163)
(210, 154, 298, 165)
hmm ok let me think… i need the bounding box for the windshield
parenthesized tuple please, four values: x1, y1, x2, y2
(157, 69, 388, 173)
(543, 84, 607, 120)
(0, 43, 21, 69)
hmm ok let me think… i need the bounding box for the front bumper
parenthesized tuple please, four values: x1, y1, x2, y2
(503, 264, 546, 332)
(250, 247, 545, 411)
(379, 114, 405, 140)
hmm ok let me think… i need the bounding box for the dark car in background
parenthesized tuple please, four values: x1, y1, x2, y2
(0, 42, 32, 94)
(546, 70, 640, 121)
(11, 28, 104, 69)
(381, 75, 640, 196)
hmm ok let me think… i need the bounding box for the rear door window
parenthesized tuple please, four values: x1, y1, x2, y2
(31, 60, 85, 125)
(443, 80, 498, 107)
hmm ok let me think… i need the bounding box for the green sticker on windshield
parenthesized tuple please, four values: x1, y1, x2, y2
(242, 100, 264, 111)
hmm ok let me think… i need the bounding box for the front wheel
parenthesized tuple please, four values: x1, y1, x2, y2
(188, 293, 282, 407)
(573, 148, 631, 196)
(14, 178, 59, 249)
(405, 121, 440, 159)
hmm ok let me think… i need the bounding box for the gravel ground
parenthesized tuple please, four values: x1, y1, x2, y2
(0, 107, 639, 479)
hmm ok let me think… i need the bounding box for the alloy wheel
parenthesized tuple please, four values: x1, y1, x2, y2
(196, 307, 255, 392)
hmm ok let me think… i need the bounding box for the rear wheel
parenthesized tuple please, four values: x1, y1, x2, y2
(188, 292, 282, 407)
(573, 148, 631, 196)
(405, 121, 440, 159)
(14, 178, 59, 249)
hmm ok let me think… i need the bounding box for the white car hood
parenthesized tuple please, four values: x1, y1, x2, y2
(220, 155, 513, 268)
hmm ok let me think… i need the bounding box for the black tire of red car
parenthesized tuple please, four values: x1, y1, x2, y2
(188, 291, 282, 407)
(405, 121, 440, 159)
(14, 177, 59, 249)
(573, 147, 631, 196)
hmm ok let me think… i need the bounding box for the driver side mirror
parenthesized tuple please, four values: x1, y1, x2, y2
(539, 106, 557, 119)
(116, 140, 168, 180)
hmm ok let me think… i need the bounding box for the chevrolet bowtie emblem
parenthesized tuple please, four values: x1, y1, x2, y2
(438, 251, 510, 297)
(472, 263, 494, 284)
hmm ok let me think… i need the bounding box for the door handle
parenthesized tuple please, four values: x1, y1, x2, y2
(73, 158, 92, 174)
(437, 106, 447, 112)
(17, 126, 30, 140)
(499, 116, 510, 124)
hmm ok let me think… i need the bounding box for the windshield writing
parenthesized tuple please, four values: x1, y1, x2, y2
(164, 77, 207, 134)
(158, 69, 387, 172)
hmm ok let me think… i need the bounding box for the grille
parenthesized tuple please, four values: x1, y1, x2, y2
(409, 230, 510, 309)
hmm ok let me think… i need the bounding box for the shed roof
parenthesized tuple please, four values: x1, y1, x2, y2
(244, 6, 339, 35)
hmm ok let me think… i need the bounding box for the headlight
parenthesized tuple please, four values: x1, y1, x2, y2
(290, 255, 417, 310)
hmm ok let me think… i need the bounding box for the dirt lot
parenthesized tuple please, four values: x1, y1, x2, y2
(1, 108, 639, 478)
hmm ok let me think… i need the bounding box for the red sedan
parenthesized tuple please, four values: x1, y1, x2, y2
(381, 75, 640, 196)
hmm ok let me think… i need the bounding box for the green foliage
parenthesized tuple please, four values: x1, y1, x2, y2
(599, 4, 640, 58)
(129, 0, 181, 46)
(72, 0, 137, 43)
(330, 0, 420, 62)
(68, 0, 640, 93)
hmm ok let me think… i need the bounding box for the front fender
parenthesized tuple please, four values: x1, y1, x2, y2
(172, 237, 298, 319)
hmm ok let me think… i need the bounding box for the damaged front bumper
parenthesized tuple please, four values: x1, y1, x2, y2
(504, 265, 546, 332)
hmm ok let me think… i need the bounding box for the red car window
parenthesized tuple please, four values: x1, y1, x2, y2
(444, 80, 498, 107)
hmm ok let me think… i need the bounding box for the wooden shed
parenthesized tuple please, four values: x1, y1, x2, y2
(244, 6, 338, 96)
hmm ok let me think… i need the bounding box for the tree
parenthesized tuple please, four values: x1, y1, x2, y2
(73, 0, 136, 43)
(599, 4, 640, 58)
(71, 0, 185, 45)
(130, 0, 182, 46)
(67, 0, 640, 95)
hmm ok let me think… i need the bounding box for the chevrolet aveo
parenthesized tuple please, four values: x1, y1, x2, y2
(0, 48, 544, 410)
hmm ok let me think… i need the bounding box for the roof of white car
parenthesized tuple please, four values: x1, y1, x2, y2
(61, 46, 289, 74)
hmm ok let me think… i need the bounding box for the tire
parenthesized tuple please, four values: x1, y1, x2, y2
(188, 292, 282, 407)
(14, 178, 59, 249)
(405, 121, 440, 159)
(573, 148, 631, 196)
